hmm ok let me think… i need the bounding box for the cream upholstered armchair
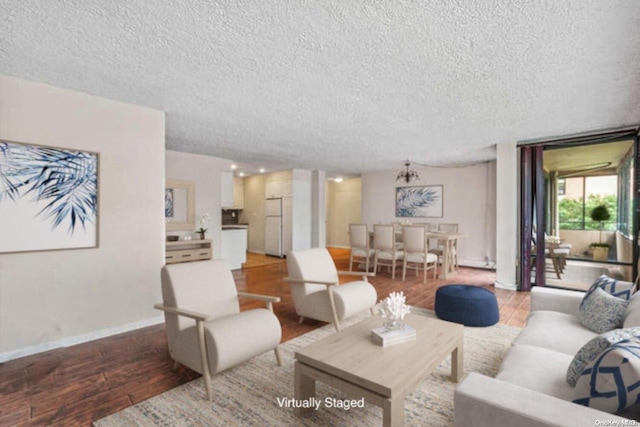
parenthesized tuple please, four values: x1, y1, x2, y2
(286, 248, 377, 331)
(155, 260, 282, 401)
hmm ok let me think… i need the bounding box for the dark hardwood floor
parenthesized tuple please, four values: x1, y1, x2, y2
(0, 248, 529, 426)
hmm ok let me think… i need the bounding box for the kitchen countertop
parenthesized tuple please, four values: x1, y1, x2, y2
(222, 224, 249, 230)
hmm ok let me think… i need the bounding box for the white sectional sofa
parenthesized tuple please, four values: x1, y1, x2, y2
(454, 286, 640, 426)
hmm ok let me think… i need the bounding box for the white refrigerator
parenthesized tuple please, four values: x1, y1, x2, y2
(265, 198, 283, 257)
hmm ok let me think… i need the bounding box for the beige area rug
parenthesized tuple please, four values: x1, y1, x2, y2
(95, 309, 520, 427)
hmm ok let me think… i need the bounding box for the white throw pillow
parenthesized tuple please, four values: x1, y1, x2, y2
(567, 327, 640, 387)
(591, 275, 635, 300)
(573, 337, 640, 413)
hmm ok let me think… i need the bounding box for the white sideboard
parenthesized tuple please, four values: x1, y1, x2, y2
(165, 239, 212, 264)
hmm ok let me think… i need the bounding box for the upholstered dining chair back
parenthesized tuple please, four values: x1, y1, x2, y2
(438, 223, 459, 233)
(161, 261, 240, 347)
(349, 223, 369, 249)
(415, 222, 433, 232)
(286, 248, 340, 310)
(403, 226, 427, 254)
(373, 224, 395, 251)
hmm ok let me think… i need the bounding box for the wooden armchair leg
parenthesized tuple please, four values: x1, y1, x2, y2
(274, 347, 282, 366)
(327, 287, 341, 332)
(197, 320, 213, 401)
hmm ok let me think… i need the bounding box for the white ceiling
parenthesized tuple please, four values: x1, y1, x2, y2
(1, 1, 639, 176)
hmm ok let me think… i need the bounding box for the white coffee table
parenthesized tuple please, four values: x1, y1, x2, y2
(294, 313, 464, 426)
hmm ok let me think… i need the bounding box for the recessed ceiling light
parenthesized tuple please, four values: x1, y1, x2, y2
(259, 168, 265, 173)
(230, 164, 237, 170)
(334, 177, 344, 183)
(239, 172, 245, 177)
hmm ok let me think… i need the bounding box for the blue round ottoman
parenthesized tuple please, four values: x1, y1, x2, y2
(435, 285, 499, 326)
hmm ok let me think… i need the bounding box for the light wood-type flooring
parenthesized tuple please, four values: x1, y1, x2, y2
(0, 248, 529, 426)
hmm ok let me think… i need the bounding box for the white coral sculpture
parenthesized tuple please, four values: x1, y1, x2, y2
(378, 291, 411, 321)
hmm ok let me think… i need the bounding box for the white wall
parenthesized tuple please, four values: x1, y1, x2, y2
(495, 142, 518, 289)
(291, 169, 312, 251)
(326, 178, 362, 247)
(361, 162, 497, 267)
(165, 151, 231, 258)
(0, 75, 165, 359)
(311, 170, 326, 248)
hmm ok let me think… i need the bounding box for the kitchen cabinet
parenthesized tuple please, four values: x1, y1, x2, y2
(233, 177, 244, 209)
(265, 180, 291, 198)
(220, 171, 234, 208)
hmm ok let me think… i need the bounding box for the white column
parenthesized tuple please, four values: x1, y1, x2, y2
(495, 142, 518, 290)
(311, 170, 326, 248)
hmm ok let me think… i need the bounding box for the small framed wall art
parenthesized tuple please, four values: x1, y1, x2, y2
(396, 185, 443, 218)
(0, 140, 99, 254)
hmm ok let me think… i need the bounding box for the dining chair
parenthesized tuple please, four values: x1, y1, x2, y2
(349, 223, 374, 272)
(373, 224, 404, 279)
(391, 222, 405, 249)
(402, 225, 438, 283)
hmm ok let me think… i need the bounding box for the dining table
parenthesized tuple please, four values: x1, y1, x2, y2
(367, 228, 468, 279)
(426, 231, 468, 279)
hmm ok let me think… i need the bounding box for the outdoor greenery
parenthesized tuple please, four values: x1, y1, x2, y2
(558, 194, 617, 230)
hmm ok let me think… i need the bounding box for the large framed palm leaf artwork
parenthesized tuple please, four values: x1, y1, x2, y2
(396, 185, 443, 218)
(0, 140, 99, 254)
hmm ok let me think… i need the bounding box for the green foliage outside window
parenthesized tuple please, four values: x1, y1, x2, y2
(558, 194, 617, 230)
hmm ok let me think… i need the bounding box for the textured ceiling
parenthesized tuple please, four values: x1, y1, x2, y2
(1, 1, 640, 176)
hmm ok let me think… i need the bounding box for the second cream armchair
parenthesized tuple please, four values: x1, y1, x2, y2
(286, 248, 377, 331)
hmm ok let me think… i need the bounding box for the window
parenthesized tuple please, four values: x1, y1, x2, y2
(618, 152, 634, 237)
(558, 178, 566, 196)
(558, 175, 617, 230)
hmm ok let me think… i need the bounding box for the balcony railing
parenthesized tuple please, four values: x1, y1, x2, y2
(558, 220, 617, 231)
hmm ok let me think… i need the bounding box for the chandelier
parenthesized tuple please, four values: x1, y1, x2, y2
(396, 160, 420, 183)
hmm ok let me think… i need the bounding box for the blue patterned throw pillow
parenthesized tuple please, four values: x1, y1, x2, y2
(578, 288, 629, 334)
(573, 337, 640, 413)
(585, 275, 635, 304)
(567, 327, 640, 387)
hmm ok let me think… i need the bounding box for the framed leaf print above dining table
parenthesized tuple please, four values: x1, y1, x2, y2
(0, 140, 99, 254)
(396, 185, 443, 218)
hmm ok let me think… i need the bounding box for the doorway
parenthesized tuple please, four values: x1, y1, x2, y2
(519, 128, 640, 291)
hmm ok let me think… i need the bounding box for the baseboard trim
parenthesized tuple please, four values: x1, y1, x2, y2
(458, 259, 496, 269)
(247, 250, 265, 255)
(495, 280, 518, 291)
(327, 245, 350, 249)
(0, 315, 165, 363)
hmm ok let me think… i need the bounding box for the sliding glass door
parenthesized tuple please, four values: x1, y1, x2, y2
(519, 128, 640, 291)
